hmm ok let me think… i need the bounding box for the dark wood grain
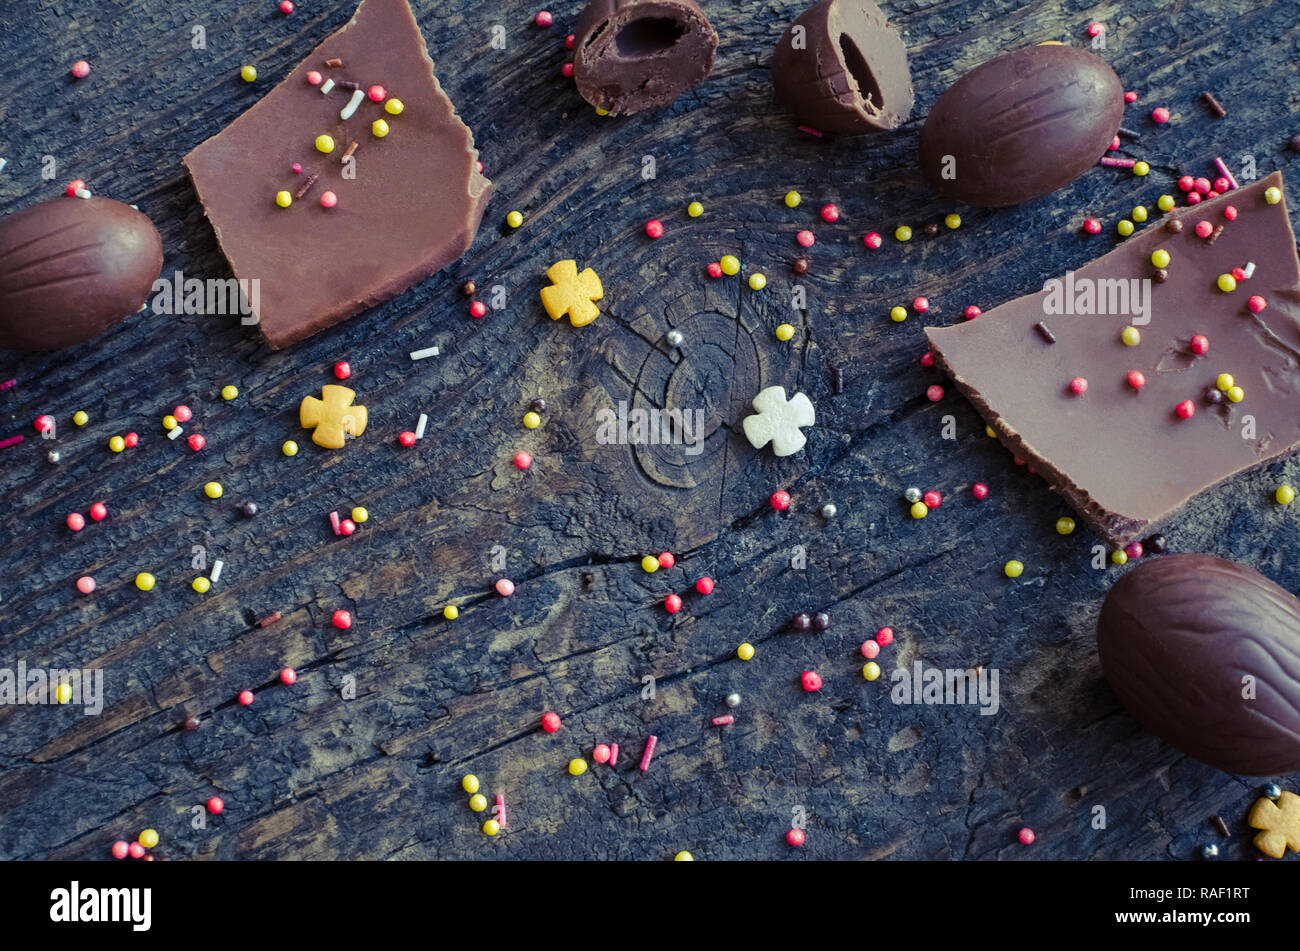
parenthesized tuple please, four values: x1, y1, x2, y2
(1, 0, 1298, 861)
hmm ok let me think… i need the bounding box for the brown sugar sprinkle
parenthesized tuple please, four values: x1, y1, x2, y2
(922, 222, 939, 236)
(325, 57, 343, 68)
(341, 140, 359, 163)
(461, 280, 477, 296)
(1034, 321, 1056, 344)
(1200, 92, 1226, 118)
(1206, 224, 1225, 245)
(1154, 267, 1169, 283)
(1166, 219, 1184, 234)
(294, 173, 320, 200)
(1211, 815, 1231, 837)
(338, 80, 362, 91)
(792, 257, 809, 275)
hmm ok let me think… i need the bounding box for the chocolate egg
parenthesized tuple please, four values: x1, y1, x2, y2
(918, 45, 1123, 207)
(1096, 554, 1300, 775)
(0, 196, 162, 350)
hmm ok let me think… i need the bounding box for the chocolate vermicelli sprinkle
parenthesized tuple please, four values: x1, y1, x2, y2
(294, 173, 319, 199)
(1207, 224, 1224, 245)
(1200, 91, 1226, 117)
(1211, 815, 1231, 837)
(1034, 322, 1056, 344)
(325, 57, 343, 67)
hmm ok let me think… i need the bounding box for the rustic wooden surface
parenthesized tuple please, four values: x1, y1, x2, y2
(1, 0, 1298, 861)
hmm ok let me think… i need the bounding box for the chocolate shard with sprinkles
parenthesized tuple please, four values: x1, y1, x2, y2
(183, 0, 492, 349)
(572, 0, 718, 115)
(771, 0, 913, 135)
(926, 172, 1300, 547)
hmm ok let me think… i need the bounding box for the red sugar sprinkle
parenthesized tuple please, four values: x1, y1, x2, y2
(1190, 334, 1209, 354)
(820, 203, 839, 223)
(565, 34, 575, 49)
(1082, 218, 1102, 234)
(0, 435, 24, 450)
(706, 262, 722, 278)
(972, 483, 989, 500)
(535, 10, 553, 27)
(561, 62, 574, 77)
(279, 1, 295, 13)
(514, 450, 532, 469)
(796, 229, 815, 247)
(919, 352, 934, 367)
(964, 305, 981, 319)
(1177, 175, 1195, 191)
(770, 490, 791, 511)
(863, 232, 882, 249)
(665, 593, 682, 613)
(71, 60, 91, 79)
(1123, 91, 1137, 103)
(398, 431, 416, 447)
(1248, 295, 1267, 313)
(1069, 377, 1088, 395)
(926, 384, 944, 402)
(306, 71, 321, 86)
(1224, 205, 1238, 221)
(645, 219, 664, 239)
(1152, 107, 1170, 123)
(639, 734, 658, 771)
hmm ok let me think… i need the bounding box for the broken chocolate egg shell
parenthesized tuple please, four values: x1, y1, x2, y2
(1096, 553, 1300, 776)
(771, 0, 913, 134)
(573, 0, 718, 115)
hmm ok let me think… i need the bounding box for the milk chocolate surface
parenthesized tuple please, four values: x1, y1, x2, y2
(771, 0, 912, 135)
(927, 173, 1300, 546)
(1097, 553, 1300, 775)
(573, 0, 718, 115)
(0, 196, 162, 351)
(183, 0, 492, 349)
(918, 45, 1123, 207)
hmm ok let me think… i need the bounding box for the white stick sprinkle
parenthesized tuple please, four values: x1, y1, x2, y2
(75, 187, 91, 199)
(210, 560, 224, 584)
(409, 346, 440, 360)
(0, 158, 7, 173)
(415, 413, 428, 440)
(320, 78, 335, 95)
(167, 425, 184, 440)
(1244, 262, 1256, 279)
(340, 88, 365, 120)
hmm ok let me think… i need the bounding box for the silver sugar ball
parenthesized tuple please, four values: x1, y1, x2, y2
(904, 487, 922, 503)
(47, 450, 61, 463)
(1265, 783, 1282, 800)
(1201, 844, 1219, 859)
(725, 693, 741, 708)
(821, 503, 837, 519)
(666, 330, 684, 347)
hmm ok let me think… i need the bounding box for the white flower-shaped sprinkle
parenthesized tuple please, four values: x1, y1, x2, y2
(742, 386, 815, 456)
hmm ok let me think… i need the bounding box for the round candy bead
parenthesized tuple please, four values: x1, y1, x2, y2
(770, 490, 791, 511)
(192, 577, 211, 593)
(1186, 192, 1202, 205)
(687, 201, 704, 217)
(1082, 218, 1101, 234)
(1216, 373, 1234, 391)
(275, 190, 292, 208)
(972, 483, 989, 499)
(127, 842, 146, 859)
(910, 501, 928, 519)
(1177, 175, 1195, 192)
(1226, 385, 1244, 403)
(482, 819, 500, 835)
(1276, 485, 1295, 505)
(1132, 206, 1148, 223)
(315, 134, 335, 154)
(1121, 326, 1141, 346)
(1069, 377, 1088, 395)
(1134, 161, 1150, 177)
(135, 572, 156, 591)
(1004, 560, 1024, 578)
(535, 10, 553, 26)
(912, 297, 929, 313)
(124, 432, 139, 448)
(461, 774, 481, 795)
(795, 229, 815, 248)
(238, 690, 255, 708)
(640, 555, 659, 573)
(783, 190, 801, 207)
(1190, 334, 1209, 354)
(890, 306, 907, 323)
(1056, 517, 1076, 535)
(1194, 178, 1212, 194)
(1125, 541, 1144, 560)
(658, 552, 674, 569)
(674, 851, 694, 861)
(1152, 107, 1169, 123)
(221, 385, 239, 400)
(862, 662, 881, 681)
(306, 70, 322, 85)
(945, 213, 962, 229)
(923, 490, 941, 509)
(111, 840, 129, 859)
(1223, 204, 1238, 220)
(319, 191, 338, 209)
(800, 670, 822, 692)
(279, 667, 297, 685)
(240, 65, 257, 82)
(1127, 370, 1145, 390)
(385, 98, 404, 115)
(541, 711, 562, 733)
(66, 512, 86, 531)
(443, 605, 459, 620)
(1111, 549, 1128, 566)
(791, 613, 812, 632)
(775, 323, 795, 341)
(1018, 827, 1035, 845)
(506, 211, 524, 228)
(469, 794, 488, 812)
(332, 610, 352, 629)
(812, 611, 831, 631)
(1157, 194, 1175, 212)
(187, 433, 206, 451)
(645, 219, 664, 239)
(109, 435, 126, 452)
(875, 627, 894, 646)
(706, 262, 723, 279)
(567, 758, 587, 776)
(76, 576, 96, 594)
(665, 593, 683, 613)
(1150, 249, 1170, 268)
(469, 301, 487, 318)
(138, 829, 160, 849)
(1116, 220, 1134, 237)
(514, 451, 532, 468)
(1264, 187, 1282, 205)
(495, 578, 515, 596)
(695, 577, 714, 594)
(736, 642, 754, 661)
(282, 440, 299, 456)
(71, 410, 89, 427)
(863, 231, 882, 249)
(861, 640, 880, 659)
(1176, 400, 1195, 419)
(895, 225, 912, 242)
(719, 255, 740, 276)
(748, 273, 767, 291)
(786, 829, 806, 846)
(207, 796, 225, 814)
(280, 0, 295, 12)
(964, 305, 981, 320)
(1248, 295, 1267, 313)
(1195, 220, 1213, 238)
(371, 118, 390, 138)
(926, 385, 943, 402)
(203, 481, 223, 499)
(351, 506, 369, 523)
(339, 519, 357, 535)
(523, 411, 541, 429)
(593, 744, 611, 764)
(820, 204, 839, 222)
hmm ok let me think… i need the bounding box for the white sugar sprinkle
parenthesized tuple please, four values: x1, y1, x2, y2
(415, 413, 428, 440)
(340, 88, 365, 121)
(409, 346, 440, 360)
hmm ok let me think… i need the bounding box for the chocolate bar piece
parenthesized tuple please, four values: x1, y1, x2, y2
(0, 196, 162, 351)
(918, 45, 1123, 207)
(771, 0, 913, 135)
(573, 0, 718, 115)
(1097, 553, 1300, 776)
(927, 172, 1300, 546)
(183, 0, 492, 349)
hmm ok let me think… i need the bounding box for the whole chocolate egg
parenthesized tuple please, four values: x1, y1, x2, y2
(1096, 553, 1300, 775)
(0, 195, 162, 350)
(918, 44, 1124, 207)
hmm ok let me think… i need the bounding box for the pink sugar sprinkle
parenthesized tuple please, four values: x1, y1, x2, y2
(639, 735, 658, 771)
